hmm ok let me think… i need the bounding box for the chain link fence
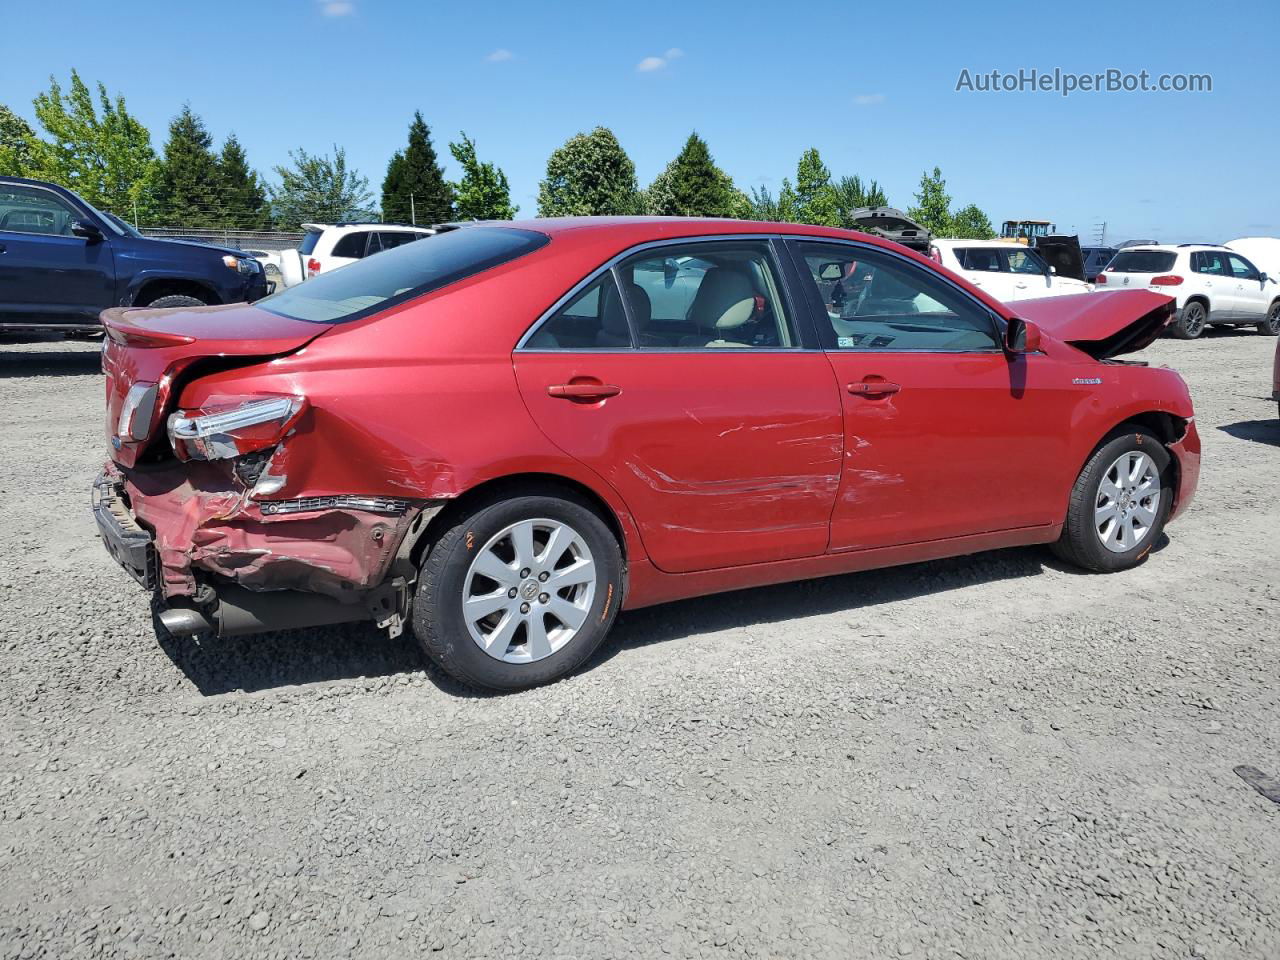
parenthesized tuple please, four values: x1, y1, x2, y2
(140, 227, 304, 252)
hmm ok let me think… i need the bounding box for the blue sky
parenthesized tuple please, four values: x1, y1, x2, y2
(3, 0, 1276, 242)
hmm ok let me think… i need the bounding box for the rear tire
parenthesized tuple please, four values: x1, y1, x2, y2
(412, 492, 623, 692)
(1051, 428, 1172, 573)
(1171, 301, 1207, 339)
(1257, 301, 1280, 336)
(144, 294, 206, 309)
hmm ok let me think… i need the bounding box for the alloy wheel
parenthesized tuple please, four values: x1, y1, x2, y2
(1266, 303, 1280, 335)
(1095, 451, 1162, 553)
(1182, 304, 1206, 337)
(461, 518, 596, 663)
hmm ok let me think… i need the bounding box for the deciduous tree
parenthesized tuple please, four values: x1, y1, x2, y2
(0, 105, 39, 177)
(271, 146, 372, 231)
(449, 133, 517, 220)
(949, 203, 996, 239)
(907, 166, 954, 235)
(537, 127, 640, 217)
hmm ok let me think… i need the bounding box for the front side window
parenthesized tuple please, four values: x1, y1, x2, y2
(1005, 248, 1048, 275)
(1227, 254, 1259, 280)
(259, 226, 548, 324)
(0, 185, 78, 236)
(619, 241, 796, 349)
(796, 242, 1000, 352)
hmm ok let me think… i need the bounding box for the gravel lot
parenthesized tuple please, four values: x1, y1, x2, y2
(0, 331, 1277, 960)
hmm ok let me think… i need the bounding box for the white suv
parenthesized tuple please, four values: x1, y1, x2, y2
(1097, 244, 1280, 339)
(929, 238, 1090, 302)
(262, 223, 435, 289)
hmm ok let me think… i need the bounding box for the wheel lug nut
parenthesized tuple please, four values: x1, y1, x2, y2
(538, 571, 549, 582)
(520, 568, 531, 578)
(520, 602, 530, 614)
(539, 593, 549, 604)
(508, 588, 518, 599)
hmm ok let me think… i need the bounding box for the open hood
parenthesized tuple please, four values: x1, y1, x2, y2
(848, 206, 932, 253)
(1032, 234, 1087, 282)
(1011, 290, 1175, 359)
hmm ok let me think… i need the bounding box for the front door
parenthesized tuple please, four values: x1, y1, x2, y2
(786, 239, 1081, 551)
(1226, 253, 1269, 321)
(0, 183, 114, 323)
(514, 238, 844, 574)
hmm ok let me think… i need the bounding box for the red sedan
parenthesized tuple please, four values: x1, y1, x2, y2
(95, 218, 1200, 691)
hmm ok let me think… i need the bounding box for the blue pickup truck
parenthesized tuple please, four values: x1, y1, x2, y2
(0, 176, 270, 333)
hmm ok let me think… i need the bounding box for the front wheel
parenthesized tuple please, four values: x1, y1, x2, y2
(144, 294, 207, 309)
(1171, 301, 1207, 339)
(1051, 428, 1172, 573)
(412, 492, 623, 691)
(1257, 301, 1280, 336)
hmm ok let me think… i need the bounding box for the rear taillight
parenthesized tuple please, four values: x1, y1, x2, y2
(1095, 273, 1107, 284)
(168, 395, 307, 461)
(307, 258, 321, 276)
(1150, 275, 1184, 286)
(929, 247, 942, 263)
(116, 382, 159, 442)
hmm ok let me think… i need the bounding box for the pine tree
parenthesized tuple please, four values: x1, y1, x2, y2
(218, 134, 270, 229)
(155, 105, 222, 226)
(832, 174, 889, 227)
(0, 105, 39, 176)
(537, 127, 640, 217)
(449, 133, 517, 220)
(381, 111, 453, 224)
(645, 132, 738, 218)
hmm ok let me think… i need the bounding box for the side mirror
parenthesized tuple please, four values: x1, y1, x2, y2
(1260, 272, 1269, 283)
(818, 262, 845, 281)
(663, 257, 678, 287)
(71, 220, 104, 242)
(1048, 265, 1057, 275)
(1004, 316, 1042, 354)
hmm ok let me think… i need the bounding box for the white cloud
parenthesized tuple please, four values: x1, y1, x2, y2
(636, 56, 667, 73)
(485, 48, 514, 62)
(320, 1, 354, 16)
(853, 93, 886, 105)
(665, 47, 684, 60)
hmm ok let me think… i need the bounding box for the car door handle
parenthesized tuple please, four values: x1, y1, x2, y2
(848, 380, 901, 397)
(1014, 282, 1028, 289)
(547, 382, 621, 400)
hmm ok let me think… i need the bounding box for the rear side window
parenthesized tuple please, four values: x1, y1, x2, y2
(1108, 251, 1176, 273)
(380, 231, 423, 250)
(259, 226, 549, 324)
(331, 232, 370, 259)
(1192, 251, 1228, 276)
(298, 229, 323, 255)
(525, 273, 627, 349)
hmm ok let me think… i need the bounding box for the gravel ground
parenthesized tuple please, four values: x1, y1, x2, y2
(0, 331, 1277, 960)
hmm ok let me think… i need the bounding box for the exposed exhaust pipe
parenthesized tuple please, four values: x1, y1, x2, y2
(158, 587, 371, 638)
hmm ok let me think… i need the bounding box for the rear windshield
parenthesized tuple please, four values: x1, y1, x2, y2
(1107, 251, 1176, 273)
(298, 230, 323, 255)
(259, 226, 549, 324)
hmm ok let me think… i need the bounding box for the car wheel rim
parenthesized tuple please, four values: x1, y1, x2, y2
(462, 518, 596, 664)
(1095, 451, 1161, 554)
(1185, 307, 1205, 335)
(1268, 306, 1280, 333)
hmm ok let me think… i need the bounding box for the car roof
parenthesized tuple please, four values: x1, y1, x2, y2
(499, 216, 908, 252)
(929, 238, 1015, 249)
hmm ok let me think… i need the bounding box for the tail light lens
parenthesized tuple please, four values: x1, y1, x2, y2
(307, 258, 321, 276)
(168, 395, 307, 461)
(117, 382, 159, 442)
(1095, 273, 1108, 285)
(1150, 275, 1184, 286)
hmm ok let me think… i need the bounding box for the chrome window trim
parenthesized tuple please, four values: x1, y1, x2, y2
(515, 233, 815, 353)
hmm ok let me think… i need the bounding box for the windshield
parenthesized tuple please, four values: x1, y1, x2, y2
(1108, 251, 1176, 273)
(101, 211, 142, 238)
(258, 226, 549, 324)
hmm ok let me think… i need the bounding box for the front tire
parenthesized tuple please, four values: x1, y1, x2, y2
(1171, 301, 1207, 339)
(412, 492, 623, 692)
(1257, 301, 1280, 336)
(1051, 428, 1172, 573)
(144, 294, 207, 309)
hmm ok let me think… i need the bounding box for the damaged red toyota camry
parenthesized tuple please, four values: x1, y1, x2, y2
(95, 218, 1200, 691)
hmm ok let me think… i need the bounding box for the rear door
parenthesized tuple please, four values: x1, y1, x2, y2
(513, 237, 844, 574)
(0, 182, 115, 323)
(786, 238, 1079, 550)
(322, 230, 372, 272)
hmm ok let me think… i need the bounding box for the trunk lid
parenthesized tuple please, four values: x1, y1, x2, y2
(101, 302, 328, 467)
(1011, 290, 1175, 359)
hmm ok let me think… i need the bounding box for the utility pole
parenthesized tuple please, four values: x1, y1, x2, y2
(133, 201, 139, 230)
(409, 194, 416, 226)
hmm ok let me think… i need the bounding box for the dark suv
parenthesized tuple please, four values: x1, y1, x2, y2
(0, 177, 270, 333)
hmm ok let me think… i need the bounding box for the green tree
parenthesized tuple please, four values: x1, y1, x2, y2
(645, 132, 738, 218)
(949, 203, 995, 239)
(381, 111, 453, 224)
(155, 105, 222, 226)
(832, 174, 889, 226)
(537, 127, 640, 217)
(746, 181, 799, 222)
(29, 70, 159, 221)
(793, 148, 841, 227)
(0, 105, 39, 176)
(907, 166, 953, 235)
(448, 133, 517, 220)
(218, 134, 270, 229)
(270, 146, 372, 231)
